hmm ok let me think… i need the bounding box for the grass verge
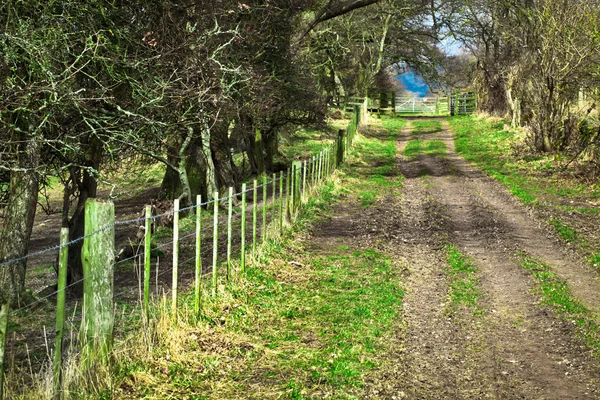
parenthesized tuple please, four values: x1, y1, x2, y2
(518, 255, 600, 354)
(449, 116, 600, 271)
(36, 117, 406, 399)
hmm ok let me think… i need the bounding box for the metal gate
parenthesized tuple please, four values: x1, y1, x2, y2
(395, 96, 448, 115)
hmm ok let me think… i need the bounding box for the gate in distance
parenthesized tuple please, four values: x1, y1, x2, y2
(345, 92, 476, 116)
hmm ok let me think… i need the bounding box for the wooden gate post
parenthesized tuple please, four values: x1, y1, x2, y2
(81, 199, 115, 369)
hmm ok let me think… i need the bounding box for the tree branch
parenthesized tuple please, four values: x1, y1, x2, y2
(298, 0, 382, 43)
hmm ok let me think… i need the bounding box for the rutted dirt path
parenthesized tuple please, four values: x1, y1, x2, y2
(398, 119, 600, 399)
(315, 118, 600, 399)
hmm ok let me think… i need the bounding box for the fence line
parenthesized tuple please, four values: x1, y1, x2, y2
(0, 103, 366, 399)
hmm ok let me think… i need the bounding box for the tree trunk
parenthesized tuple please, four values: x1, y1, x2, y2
(211, 122, 237, 191)
(0, 133, 40, 307)
(201, 125, 218, 201)
(65, 135, 102, 288)
(158, 153, 182, 200)
(263, 128, 279, 173)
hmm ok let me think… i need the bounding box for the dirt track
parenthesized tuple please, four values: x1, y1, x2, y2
(320, 119, 600, 399)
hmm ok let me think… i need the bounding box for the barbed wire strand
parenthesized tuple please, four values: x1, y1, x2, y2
(0, 174, 297, 267)
(6, 155, 330, 316)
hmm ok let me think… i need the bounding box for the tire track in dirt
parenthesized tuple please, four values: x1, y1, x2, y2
(362, 121, 497, 399)
(392, 118, 600, 399)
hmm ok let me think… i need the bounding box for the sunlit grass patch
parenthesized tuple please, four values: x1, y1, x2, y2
(411, 120, 443, 134)
(425, 140, 447, 157)
(404, 139, 447, 158)
(444, 245, 484, 316)
(404, 139, 425, 158)
(549, 216, 578, 242)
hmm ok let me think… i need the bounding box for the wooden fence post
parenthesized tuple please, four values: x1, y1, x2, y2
(292, 161, 301, 214)
(144, 206, 151, 318)
(311, 156, 316, 189)
(212, 192, 219, 296)
(285, 168, 291, 222)
(302, 160, 307, 202)
(318, 151, 323, 182)
(279, 171, 284, 234)
(53, 228, 69, 398)
(337, 129, 345, 166)
(272, 173, 276, 231)
(172, 199, 180, 314)
(81, 199, 115, 369)
(252, 180, 258, 260)
(241, 183, 247, 273)
(0, 302, 9, 400)
(227, 187, 233, 280)
(263, 176, 268, 244)
(194, 195, 202, 315)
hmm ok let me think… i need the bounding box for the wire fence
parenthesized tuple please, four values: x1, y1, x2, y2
(0, 104, 365, 399)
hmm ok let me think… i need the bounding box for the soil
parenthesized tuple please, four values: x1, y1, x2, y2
(310, 118, 600, 399)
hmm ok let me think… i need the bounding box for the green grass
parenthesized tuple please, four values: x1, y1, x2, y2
(346, 116, 404, 207)
(282, 119, 347, 160)
(404, 139, 425, 158)
(590, 253, 600, 271)
(404, 139, 447, 158)
(450, 117, 539, 205)
(411, 120, 443, 134)
(245, 247, 404, 396)
(425, 140, 447, 157)
(519, 255, 600, 353)
(549, 216, 578, 242)
(444, 245, 484, 316)
(103, 116, 407, 399)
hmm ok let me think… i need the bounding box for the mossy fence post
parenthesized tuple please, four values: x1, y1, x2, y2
(292, 161, 301, 214)
(272, 173, 276, 233)
(194, 195, 202, 314)
(302, 160, 307, 202)
(212, 192, 219, 296)
(172, 199, 180, 314)
(53, 227, 69, 399)
(311, 156, 316, 189)
(285, 168, 291, 222)
(263, 176, 268, 244)
(278, 171, 284, 234)
(240, 183, 247, 273)
(143, 206, 151, 318)
(0, 302, 8, 400)
(252, 180, 258, 260)
(227, 187, 233, 280)
(337, 129, 345, 166)
(80, 199, 115, 370)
